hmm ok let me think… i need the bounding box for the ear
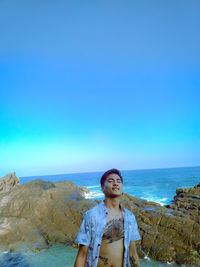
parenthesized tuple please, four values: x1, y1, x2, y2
(101, 185, 105, 193)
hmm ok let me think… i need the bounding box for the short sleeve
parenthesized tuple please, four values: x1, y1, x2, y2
(75, 212, 91, 246)
(130, 214, 140, 242)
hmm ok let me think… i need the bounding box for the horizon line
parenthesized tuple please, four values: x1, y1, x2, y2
(19, 165, 200, 178)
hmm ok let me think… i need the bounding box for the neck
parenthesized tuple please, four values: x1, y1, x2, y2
(104, 197, 121, 212)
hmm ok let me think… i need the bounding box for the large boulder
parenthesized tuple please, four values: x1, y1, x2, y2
(0, 178, 95, 252)
(0, 172, 20, 193)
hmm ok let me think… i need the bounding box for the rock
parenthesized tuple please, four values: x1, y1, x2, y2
(0, 172, 20, 194)
(166, 183, 200, 224)
(79, 186, 90, 198)
(120, 184, 200, 266)
(0, 178, 95, 253)
(79, 186, 90, 194)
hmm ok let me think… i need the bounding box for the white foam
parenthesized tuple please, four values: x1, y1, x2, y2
(84, 192, 104, 199)
(144, 255, 151, 261)
(84, 187, 169, 205)
(142, 196, 168, 206)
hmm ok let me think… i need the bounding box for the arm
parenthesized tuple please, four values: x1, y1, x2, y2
(129, 241, 140, 267)
(74, 244, 89, 267)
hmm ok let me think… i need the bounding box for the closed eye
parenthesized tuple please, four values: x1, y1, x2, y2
(108, 179, 122, 183)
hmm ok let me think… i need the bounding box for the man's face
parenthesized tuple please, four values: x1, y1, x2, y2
(102, 173, 123, 197)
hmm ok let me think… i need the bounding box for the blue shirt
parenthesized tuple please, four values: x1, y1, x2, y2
(75, 201, 140, 267)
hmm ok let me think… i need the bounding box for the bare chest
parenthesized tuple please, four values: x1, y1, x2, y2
(102, 214, 124, 244)
(97, 212, 125, 267)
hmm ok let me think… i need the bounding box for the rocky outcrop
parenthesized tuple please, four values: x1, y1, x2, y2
(120, 192, 200, 266)
(79, 186, 90, 198)
(166, 183, 200, 224)
(0, 178, 95, 253)
(0, 175, 199, 266)
(0, 172, 20, 193)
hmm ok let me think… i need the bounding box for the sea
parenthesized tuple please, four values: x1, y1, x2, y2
(1, 166, 199, 267)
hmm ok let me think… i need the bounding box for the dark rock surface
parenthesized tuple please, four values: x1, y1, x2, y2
(0, 173, 199, 266)
(166, 183, 200, 224)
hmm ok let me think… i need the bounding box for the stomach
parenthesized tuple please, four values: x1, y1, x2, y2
(97, 238, 124, 267)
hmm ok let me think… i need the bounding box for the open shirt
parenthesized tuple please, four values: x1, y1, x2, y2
(75, 201, 140, 267)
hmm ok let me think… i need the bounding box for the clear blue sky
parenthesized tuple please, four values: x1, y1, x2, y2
(0, 0, 200, 177)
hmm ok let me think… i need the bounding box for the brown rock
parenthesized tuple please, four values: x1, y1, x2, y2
(0, 178, 95, 252)
(120, 186, 200, 266)
(79, 186, 90, 193)
(0, 172, 20, 193)
(167, 183, 200, 223)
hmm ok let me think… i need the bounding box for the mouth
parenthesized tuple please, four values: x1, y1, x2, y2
(112, 187, 119, 190)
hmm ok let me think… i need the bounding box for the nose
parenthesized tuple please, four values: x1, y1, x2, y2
(113, 179, 118, 185)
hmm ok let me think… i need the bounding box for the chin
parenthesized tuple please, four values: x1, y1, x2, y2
(109, 192, 122, 198)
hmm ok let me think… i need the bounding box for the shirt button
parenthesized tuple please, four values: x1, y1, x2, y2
(98, 244, 100, 246)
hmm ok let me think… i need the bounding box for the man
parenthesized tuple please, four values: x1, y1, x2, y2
(74, 169, 140, 267)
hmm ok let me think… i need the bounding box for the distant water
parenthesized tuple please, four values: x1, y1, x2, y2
(5, 166, 198, 267)
(20, 166, 200, 205)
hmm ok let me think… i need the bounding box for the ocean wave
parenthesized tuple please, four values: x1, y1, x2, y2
(84, 187, 169, 205)
(86, 185, 101, 189)
(143, 197, 168, 206)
